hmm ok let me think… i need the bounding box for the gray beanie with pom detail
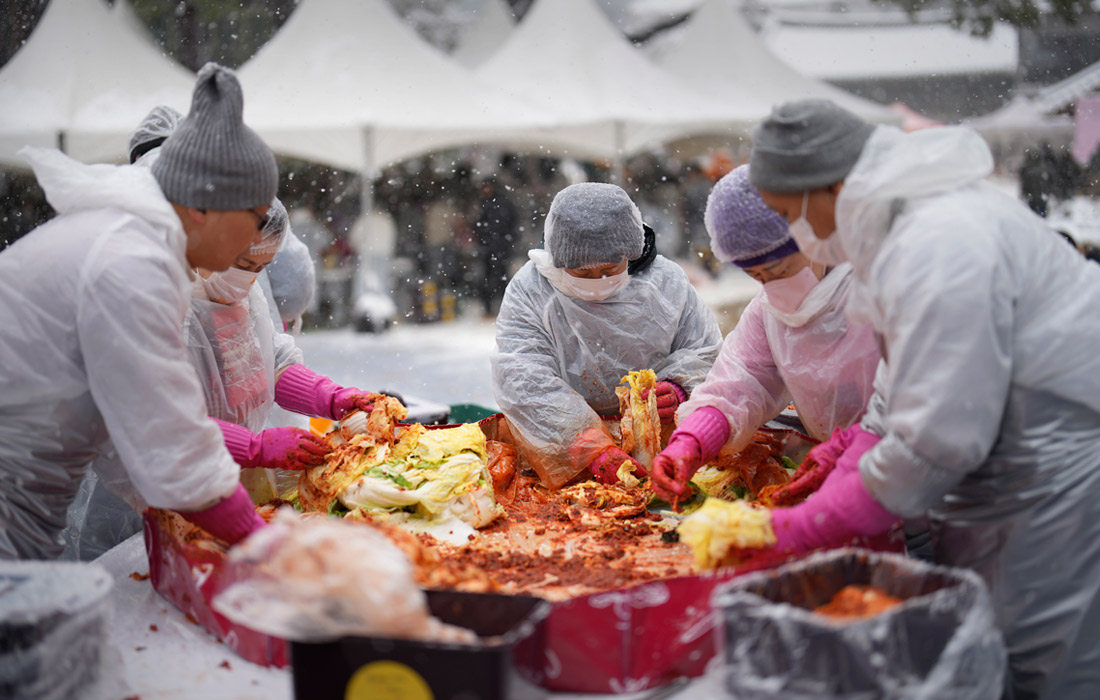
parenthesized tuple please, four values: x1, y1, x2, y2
(152, 62, 278, 211)
(545, 183, 644, 269)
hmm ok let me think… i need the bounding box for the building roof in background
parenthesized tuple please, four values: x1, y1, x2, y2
(1036, 60, 1100, 113)
(762, 17, 1018, 80)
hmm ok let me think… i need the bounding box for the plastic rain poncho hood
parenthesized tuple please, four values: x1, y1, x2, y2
(678, 262, 880, 448)
(0, 148, 240, 559)
(492, 256, 721, 488)
(840, 127, 1100, 697)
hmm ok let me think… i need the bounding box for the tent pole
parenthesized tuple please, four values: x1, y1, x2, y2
(613, 121, 625, 186)
(361, 125, 375, 231)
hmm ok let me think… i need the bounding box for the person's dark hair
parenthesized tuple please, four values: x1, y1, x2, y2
(628, 224, 658, 274)
(1055, 229, 1078, 248)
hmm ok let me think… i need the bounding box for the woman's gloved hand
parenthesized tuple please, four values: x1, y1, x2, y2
(764, 425, 856, 506)
(651, 406, 731, 505)
(651, 436, 702, 503)
(643, 381, 687, 424)
(588, 445, 648, 484)
(769, 426, 899, 555)
(179, 483, 267, 545)
(215, 418, 331, 470)
(275, 363, 399, 420)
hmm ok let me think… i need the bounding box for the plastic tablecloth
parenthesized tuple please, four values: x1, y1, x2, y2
(91, 534, 705, 700)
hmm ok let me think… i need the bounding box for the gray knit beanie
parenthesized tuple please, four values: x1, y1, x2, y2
(152, 62, 278, 210)
(545, 183, 644, 269)
(705, 165, 799, 268)
(749, 98, 874, 194)
(128, 105, 181, 164)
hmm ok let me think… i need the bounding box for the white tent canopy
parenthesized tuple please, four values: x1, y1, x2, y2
(0, 0, 195, 168)
(474, 0, 745, 159)
(236, 0, 575, 174)
(656, 0, 896, 123)
(452, 0, 515, 69)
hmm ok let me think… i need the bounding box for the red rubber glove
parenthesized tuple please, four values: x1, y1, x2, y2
(765, 425, 856, 506)
(274, 364, 390, 420)
(770, 426, 899, 555)
(643, 381, 687, 424)
(179, 483, 266, 545)
(214, 418, 330, 470)
(588, 446, 648, 485)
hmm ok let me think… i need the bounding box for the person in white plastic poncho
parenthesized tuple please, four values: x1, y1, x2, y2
(125, 104, 372, 466)
(127, 105, 317, 337)
(738, 98, 1100, 698)
(650, 165, 880, 504)
(0, 64, 279, 559)
(491, 183, 722, 489)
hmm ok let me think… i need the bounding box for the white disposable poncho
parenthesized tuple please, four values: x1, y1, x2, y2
(63, 273, 304, 561)
(0, 148, 240, 560)
(186, 279, 303, 432)
(678, 263, 880, 450)
(843, 126, 1100, 697)
(492, 256, 722, 488)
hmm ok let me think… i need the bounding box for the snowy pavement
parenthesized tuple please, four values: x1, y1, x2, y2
(292, 262, 762, 415)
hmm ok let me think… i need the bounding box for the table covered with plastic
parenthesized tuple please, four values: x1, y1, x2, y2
(86, 534, 704, 700)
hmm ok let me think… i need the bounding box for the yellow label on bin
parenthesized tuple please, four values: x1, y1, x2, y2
(344, 660, 433, 700)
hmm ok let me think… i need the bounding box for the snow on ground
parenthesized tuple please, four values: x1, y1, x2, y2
(293, 261, 761, 414)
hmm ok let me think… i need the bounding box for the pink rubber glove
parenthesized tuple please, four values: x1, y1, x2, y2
(179, 483, 266, 545)
(765, 425, 856, 507)
(214, 418, 330, 470)
(770, 426, 899, 555)
(643, 381, 687, 424)
(588, 445, 648, 484)
(275, 363, 377, 420)
(651, 406, 730, 504)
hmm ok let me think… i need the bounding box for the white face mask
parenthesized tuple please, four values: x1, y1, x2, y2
(202, 267, 258, 304)
(763, 265, 819, 314)
(560, 269, 630, 302)
(789, 191, 847, 266)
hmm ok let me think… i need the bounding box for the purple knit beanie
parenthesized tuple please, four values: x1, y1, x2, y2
(704, 165, 798, 268)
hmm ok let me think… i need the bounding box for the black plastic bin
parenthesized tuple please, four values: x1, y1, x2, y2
(290, 590, 550, 700)
(712, 548, 1006, 700)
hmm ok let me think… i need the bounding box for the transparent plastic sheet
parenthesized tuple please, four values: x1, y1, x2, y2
(211, 509, 473, 644)
(60, 470, 144, 562)
(0, 560, 114, 700)
(711, 548, 1006, 700)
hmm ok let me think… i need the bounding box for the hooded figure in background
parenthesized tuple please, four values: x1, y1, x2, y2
(0, 63, 279, 559)
(650, 165, 880, 505)
(491, 182, 722, 489)
(742, 98, 1100, 699)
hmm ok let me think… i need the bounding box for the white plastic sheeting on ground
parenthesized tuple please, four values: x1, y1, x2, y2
(0, 0, 194, 168)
